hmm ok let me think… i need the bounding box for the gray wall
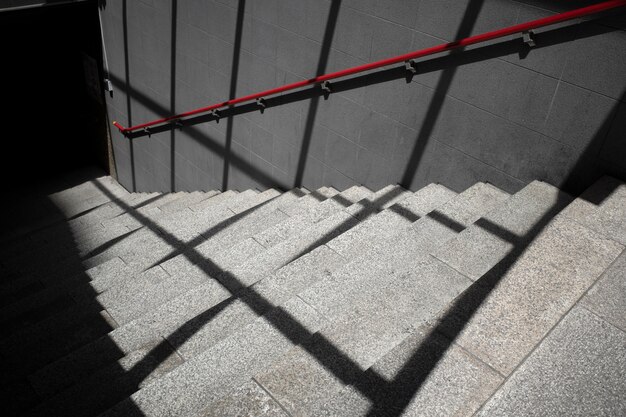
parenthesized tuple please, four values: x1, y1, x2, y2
(101, 0, 626, 194)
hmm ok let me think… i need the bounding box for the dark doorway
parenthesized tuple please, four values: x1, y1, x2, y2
(0, 1, 109, 190)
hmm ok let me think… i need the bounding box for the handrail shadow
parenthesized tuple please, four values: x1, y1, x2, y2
(109, 16, 619, 197)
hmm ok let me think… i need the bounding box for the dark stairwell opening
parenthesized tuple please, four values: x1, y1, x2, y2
(0, 1, 111, 193)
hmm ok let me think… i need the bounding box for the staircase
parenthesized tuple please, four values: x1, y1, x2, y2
(1, 169, 624, 416)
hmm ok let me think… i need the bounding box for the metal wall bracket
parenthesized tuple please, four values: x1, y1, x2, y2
(143, 127, 151, 137)
(405, 60, 417, 74)
(104, 78, 114, 93)
(256, 98, 267, 113)
(210, 109, 221, 123)
(405, 60, 417, 83)
(321, 80, 332, 99)
(522, 30, 536, 47)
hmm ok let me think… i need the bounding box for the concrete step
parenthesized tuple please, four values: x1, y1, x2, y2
(0, 190, 242, 309)
(304, 180, 625, 417)
(154, 188, 383, 360)
(252, 256, 470, 417)
(157, 190, 219, 214)
(97, 185, 471, 416)
(475, 305, 626, 417)
(0, 191, 163, 272)
(0, 188, 161, 270)
(19, 187, 336, 378)
(23, 339, 185, 417)
(8, 176, 624, 417)
(213, 186, 376, 293)
(24, 187, 367, 404)
(0, 222, 135, 306)
(0, 258, 140, 342)
(253, 186, 372, 248)
(45, 175, 130, 219)
(0, 173, 122, 246)
(0, 191, 272, 345)
(0, 258, 129, 339)
(0, 301, 117, 382)
(428, 183, 621, 376)
(432, 180, 573, 281)
(299, 183, 509, 324)
(356, 180, 626, 417)
(90, 190, 310, 327)
(0, 189, 296, 368)
(233, 184, 509, 416)
(138, 189, 262, 243)
(101, 296, 327, 417)
(97, 190, 215, 233)
(560, 175, 626, 245)
(50, 190, 259, 280)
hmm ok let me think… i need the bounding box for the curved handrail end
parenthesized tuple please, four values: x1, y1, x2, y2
(112, 121, 126, 132)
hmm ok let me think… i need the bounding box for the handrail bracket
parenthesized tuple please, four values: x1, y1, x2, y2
(321, 80, 332, 99)
(256, 98, 267, 113)
(522, 30, 536, 47)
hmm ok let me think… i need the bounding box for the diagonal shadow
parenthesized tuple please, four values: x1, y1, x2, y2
(92, 97, 617, 414)
(145, 190, 306, 269)
(89, 178, 391, 414)
(92, 6, 624, 415)
(119, 17, 616, 141)
(222, 0, 246, 190)
(108, 75, 288, 189)
(145, 188, 356, 270)
(281, 0, 486, 286)
(121, 0, 136, 191)
(75, 193, 171, 261)
(293, 0, 342, 187)
(286, 185, 409, 262)
(360, 89, 625, 417)
(400, 0, 485, 189)
(108, 18, 618, 196)
(170, 0, 178, 191)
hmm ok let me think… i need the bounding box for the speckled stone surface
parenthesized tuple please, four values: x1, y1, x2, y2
(195, 208, 289, 258)
(188, 190, 236, 212)
(225, 210, 359, 288)
(327, 206, 413, 258)
(7, 176, 626, 417)
(254, 245, 345, 305)
(572, 177, 626, 245)
(202, 380, 289, 417)
(371, 327, 503, 417)
(255, 186, 369, 248)
(228, 189, 282, 214)
(440, 219, 623, 375)
(86, 256, 133, 293)
(109, 298, 327, 417)
(97, 227, 183, 271)
(433, 181, 571, 281)
(319, 324, 503, 417)
(98, 266, 185, 325)
(152, 190, 257, 242)
(476, 306, 626, 417)
(29, 331, 162, 399)
(581, 249, 626, 332)
(158, 190, 218, 214)
(435, 182, 510, 227)
(254, 256, 471, 415)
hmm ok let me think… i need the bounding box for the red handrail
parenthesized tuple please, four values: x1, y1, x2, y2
(112, 0, 626, 134)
